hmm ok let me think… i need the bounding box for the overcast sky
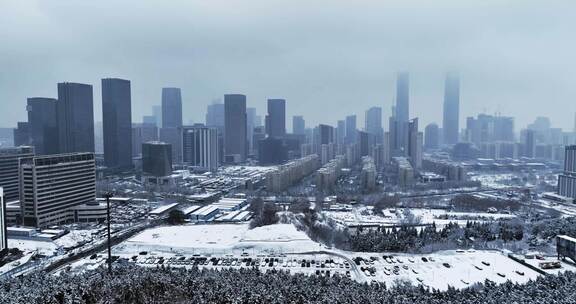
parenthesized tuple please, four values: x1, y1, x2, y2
(1, 0, 575, 132)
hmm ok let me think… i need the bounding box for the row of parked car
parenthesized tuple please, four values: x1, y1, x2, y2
(134, 255, 351, 272)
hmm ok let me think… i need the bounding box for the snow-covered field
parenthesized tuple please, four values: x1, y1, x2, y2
(470, 174, 515, 189)
(106, 223, 575, 291)
(325, 207, 515, 229)
(114, 223, 321, 256)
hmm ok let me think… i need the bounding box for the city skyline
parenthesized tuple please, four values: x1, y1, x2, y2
(1, 1, 575, 131)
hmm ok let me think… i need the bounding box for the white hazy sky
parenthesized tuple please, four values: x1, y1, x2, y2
(1, 0, 575, 132)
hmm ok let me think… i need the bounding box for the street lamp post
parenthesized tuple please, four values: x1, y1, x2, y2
(104, 192, 113, 274)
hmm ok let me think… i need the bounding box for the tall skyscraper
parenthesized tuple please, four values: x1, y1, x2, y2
(152, 105, 162, 127)
(365, 107, 383, 144)
(206, 100, 225, 129)
(102, 78, 132, 169)
(26, 98, 58, 155)
(205, 100, 225, 166)
(224, 94, 247, 163)
(443, 73, 460, 145)
(57, 82, 95, 153)
(407, 118, 422, 169)
(345, 115, 357, 144)
(182, 126, 219, 172)
(524, 129, 536, 158)
(390, 72, 410, 156)
(247, 107, 257, 154)
(395, 72, 410, 125)
(20, 152, 96, 227)
(292, 116, 305, 135)
(265, 99, 286, 138)
(424, 123, 440, 150)
(336, 120, 346, 146)
(161, 88, 183, 128)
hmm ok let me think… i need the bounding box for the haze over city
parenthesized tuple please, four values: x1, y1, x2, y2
(1, 0, 575, 130)
(2, 1, 576, 304)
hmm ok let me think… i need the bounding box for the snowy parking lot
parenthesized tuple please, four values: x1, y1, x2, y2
(103, 223, 576, 290)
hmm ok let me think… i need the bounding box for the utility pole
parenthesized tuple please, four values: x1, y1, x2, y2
(104, 192, 113, 274)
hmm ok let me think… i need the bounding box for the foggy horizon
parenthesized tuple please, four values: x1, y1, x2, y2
(1, 0, 575, 131)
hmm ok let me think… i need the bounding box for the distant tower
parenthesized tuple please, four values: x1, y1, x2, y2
(345, 115, 357, 144)
(182, 126, 219, 172)
(365, 107, 383, 144)
(392, 72, 410, 154)
(573, 112, 576, 134)
(160, 88, 183, 163)
(27, 98, 58, 155)
(424, 123, 440, 150)
(102, 78, 132, 169)
(206, 101, 225, 130)
(57, 82, 95, 153)
(265, 99, 286, 138)
(407, 118, 422, 169)
(292, 116, 305, 135)
(161, 88, 183, 128)
(336, 120, 346, 146)
(443, 72, 460, 145)
(224, 94, 247, 163)
(395, 72, 410, 124)
(247, 107, 257, 154)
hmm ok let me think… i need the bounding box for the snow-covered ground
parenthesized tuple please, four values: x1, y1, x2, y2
(0, 253, 34, 275)
(470, 174, 515, 189)
(325, 207, 515, 229)
(114, 223, 321, 256)
(353, 250, 542, 290)
(7, 229, 99, 256)
(104, 223, 575, 291)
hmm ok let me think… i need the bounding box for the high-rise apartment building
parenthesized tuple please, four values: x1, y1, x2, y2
(345, 115, 357, 144)
(558, 145, 576, 199)
(102, 78, 132, 169)
(57, 82, 95, 153)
